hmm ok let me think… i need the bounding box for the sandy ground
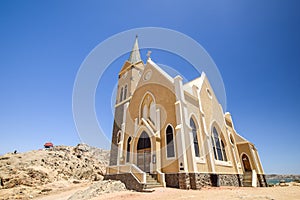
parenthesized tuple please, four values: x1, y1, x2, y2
(34, 185, 300, 200)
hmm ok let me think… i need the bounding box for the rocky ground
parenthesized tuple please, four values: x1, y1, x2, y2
(0, 144, 126, 200)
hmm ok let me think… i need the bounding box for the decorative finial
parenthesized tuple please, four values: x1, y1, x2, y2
(147, 50, 152, 60)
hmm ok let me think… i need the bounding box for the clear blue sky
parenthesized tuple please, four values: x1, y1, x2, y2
(0, 1, 299, 174)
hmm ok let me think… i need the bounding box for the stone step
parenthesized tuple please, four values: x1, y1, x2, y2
(145, 173, 161, 188)
(145, 183, 162, 189)
(146, 178, 158, 182)
(146, 179, 158, 183)
(243, 182, 252, 187)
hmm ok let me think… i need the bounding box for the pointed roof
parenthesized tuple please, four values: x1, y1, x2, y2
(128, 35, 142, 64)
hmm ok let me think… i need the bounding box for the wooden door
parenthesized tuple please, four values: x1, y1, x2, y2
(242, 154, 252, 172)
(137, 148, 151, 172)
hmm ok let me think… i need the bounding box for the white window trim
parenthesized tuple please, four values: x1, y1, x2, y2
(189, 116, 202, 158)
(215, 159, 232, 167)
(195, 156, 206, 164)
(211, 126, 228, 162)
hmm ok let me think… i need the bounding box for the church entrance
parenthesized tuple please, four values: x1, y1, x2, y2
(242, 154, 252, 172)
(137, 131, 151, 172)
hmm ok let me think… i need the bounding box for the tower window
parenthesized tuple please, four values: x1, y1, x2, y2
(124, 85, 127, 100)
(120, 87, 124, 102)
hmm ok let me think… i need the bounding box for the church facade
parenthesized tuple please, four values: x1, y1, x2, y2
(105, 37, 267, 190)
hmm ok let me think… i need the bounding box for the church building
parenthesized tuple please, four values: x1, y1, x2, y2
(105, 37, 267, 191)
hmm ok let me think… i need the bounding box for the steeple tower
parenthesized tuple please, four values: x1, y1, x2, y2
(116, 36, 145, 105)
(128, 35, 142, 64)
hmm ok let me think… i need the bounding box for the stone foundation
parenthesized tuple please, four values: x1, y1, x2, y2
(104, 173, 145, 191)
(178, 173, 191, 189)
(189, 173, 211, 188)
(219, 174, 240, 186)
(165, 173, 243, 189)
(165, 173, 179, 188)
(105, 172, 264, 191)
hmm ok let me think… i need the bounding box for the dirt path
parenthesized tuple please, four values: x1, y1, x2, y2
(91, 186, 300, 200)
(35, 186, 300, 200)
(33, 183, 90, 200)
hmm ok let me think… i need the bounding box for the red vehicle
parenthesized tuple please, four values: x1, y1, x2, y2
(44, 142, 53, 148)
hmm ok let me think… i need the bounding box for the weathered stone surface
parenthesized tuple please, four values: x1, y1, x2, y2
(165, 173, 244, 189)
(67, 180, 126, 200)
(219, 174, 240, 186)
(178, 173, 190, 189)
(190, 173, 212, 188)
(165, 173, 179, 188)
(104, 173, 145, 191)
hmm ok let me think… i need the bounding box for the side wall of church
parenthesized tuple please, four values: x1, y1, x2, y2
(184, 92, 210, 173)
(199, 77, 239, 175)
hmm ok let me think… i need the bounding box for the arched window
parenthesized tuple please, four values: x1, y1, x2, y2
(120, 87, 124, 102)
(137, 131, 151, 150)
(190, 118, 200, 157)
(221, 140, 227, 161)
(142, 104, 148, 119)
(140, 93, 156, 125)
(126, 137, 131, 162)
(166, 125, 175, 158)
(124, 85, 127, 100)
(149, 101, 156, 125)
(211, 127, 227, 161)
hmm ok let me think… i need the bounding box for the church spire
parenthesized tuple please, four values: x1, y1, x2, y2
(128, 35, 142, 64)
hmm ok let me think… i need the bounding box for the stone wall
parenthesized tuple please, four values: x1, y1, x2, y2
(165, 173, 179, 188)
(178, 173, 190, 189)
(189, 173, 211, 188)
(105, 172, 261, 191)
(219, 174, 240, 186)
(166, 173, 244, 189)
(104, 173, 145, 191)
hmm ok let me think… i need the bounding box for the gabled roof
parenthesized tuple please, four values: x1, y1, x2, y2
(118, 61, 132, 76)
(128, 36, 142, 64)
(147, 58, 174, 83)
(183, 73, 205, 95)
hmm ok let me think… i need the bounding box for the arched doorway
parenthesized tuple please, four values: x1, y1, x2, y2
(242, 154, 252, 172)
(137, 131, 151, 172)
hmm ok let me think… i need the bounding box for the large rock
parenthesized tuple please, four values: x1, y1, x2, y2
(67, 180, 127, 200)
